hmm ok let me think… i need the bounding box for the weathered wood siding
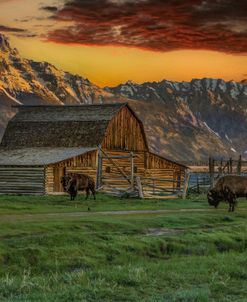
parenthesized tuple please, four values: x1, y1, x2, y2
(0, 166, 45, 195)
(45, 151, 97, 193)
(146, 152, 185, 188)
(102, 106, 147, 151)
(147, 153, 182, 170)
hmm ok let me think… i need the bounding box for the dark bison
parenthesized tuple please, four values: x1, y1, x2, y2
(207, 175, 247, 212)
(60, 173, 96, 201)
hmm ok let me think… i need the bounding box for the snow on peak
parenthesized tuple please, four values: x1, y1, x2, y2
(218, 80, 227, 92)
(225, 134, 232, 143)
(204, 78, 211, 89)
(211, 79, 218, 91)
(203, 122, 220, 138)
(147, 86, 161, 99)
(120, 84, 135, 96)
(119, 80, 139, 96)
(230, 86, 240, 100)
(201, 78, 218, 91)
(191, 79, 202, 90)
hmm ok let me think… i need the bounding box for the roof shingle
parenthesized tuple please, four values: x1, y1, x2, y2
(1, 104, 126, 149)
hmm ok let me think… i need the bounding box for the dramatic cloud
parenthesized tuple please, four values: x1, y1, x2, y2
(0, 24, 26, 33)
(41, 6, 58, 12)
(46, 0, 247, 54)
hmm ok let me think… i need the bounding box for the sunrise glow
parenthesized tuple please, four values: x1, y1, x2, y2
(0, 0, 246, 86)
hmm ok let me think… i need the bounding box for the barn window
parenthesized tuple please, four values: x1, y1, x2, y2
(106, 166, 111, 173)
(134, 166, 138, 173)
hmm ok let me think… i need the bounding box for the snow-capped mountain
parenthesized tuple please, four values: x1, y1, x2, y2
(0, 34, 246, 161)
(105, 79, 247, 161)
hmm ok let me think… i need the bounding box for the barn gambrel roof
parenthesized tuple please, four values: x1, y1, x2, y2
(1, 103, 127, 149)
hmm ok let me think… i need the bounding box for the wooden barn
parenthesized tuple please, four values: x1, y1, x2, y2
(0, 104, 187, 197)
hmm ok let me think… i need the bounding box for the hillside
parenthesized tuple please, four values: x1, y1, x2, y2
(0, 34, 246, 161)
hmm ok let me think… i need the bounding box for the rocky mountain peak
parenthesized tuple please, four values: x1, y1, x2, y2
(125, 80, 138, 85)
(0, 34, 11, 52)
(0, 34, 19, 58)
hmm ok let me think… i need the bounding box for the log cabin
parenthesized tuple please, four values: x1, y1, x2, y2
(0, 104, 187, 196)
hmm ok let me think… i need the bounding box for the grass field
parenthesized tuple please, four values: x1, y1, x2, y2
(0, 193, 247, 301)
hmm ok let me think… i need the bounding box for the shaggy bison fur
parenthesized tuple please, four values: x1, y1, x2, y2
(207, 175, 247, 212)
(61, 173, 96, 201)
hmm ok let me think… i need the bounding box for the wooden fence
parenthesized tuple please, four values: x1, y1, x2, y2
(209, 156, 247, 187)
(187, 172, 210, 194)
(184, 156, 247, 195)
(140, 177, 183, 199)
(99, 175, 186, 199)
(95, 147, 188, 199)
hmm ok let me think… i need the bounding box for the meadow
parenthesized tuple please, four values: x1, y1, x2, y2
(0, 193, 247, 302)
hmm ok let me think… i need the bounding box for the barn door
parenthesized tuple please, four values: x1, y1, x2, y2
(54, 166, 66, 192)
(96, 147, 135, 196)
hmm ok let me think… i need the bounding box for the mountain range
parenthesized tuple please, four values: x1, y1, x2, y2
(0, 34, 246, 162)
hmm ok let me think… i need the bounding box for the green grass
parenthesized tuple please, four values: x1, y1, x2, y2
(0, 194, 247, 301)
(0, 192, 228, 215)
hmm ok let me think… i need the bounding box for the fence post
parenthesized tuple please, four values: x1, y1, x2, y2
(182, 171, 190, 199)
(136, 176, 144, 198)
(219, 159, 223, 176)
(209, 157, 215, 188)
(130, 152, 134, 190)
(172, 171, 175, 193)
(96, 145, 102, 190)
(229, 158, 233, 174)
(237, 155, 242, 175)
(196, 177, 200, 194)
(227, 161, 230, 174)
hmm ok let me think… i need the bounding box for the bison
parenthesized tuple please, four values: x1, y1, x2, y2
(60, 173, 96, 201)
(207, 175, 247, 212)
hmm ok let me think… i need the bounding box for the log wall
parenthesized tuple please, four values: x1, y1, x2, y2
(0, 166, 45, 195)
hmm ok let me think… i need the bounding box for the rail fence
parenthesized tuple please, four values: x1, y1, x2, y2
(98, 153, 247, 199)
(100, 175, 185, 199)
(186, 156, 247, 194)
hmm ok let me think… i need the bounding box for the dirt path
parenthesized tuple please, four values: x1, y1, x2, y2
(0, 208, 221, 222)
(47, 208, 212, 217)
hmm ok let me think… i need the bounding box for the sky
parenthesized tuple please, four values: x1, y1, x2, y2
(0, 0, 246, 87)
